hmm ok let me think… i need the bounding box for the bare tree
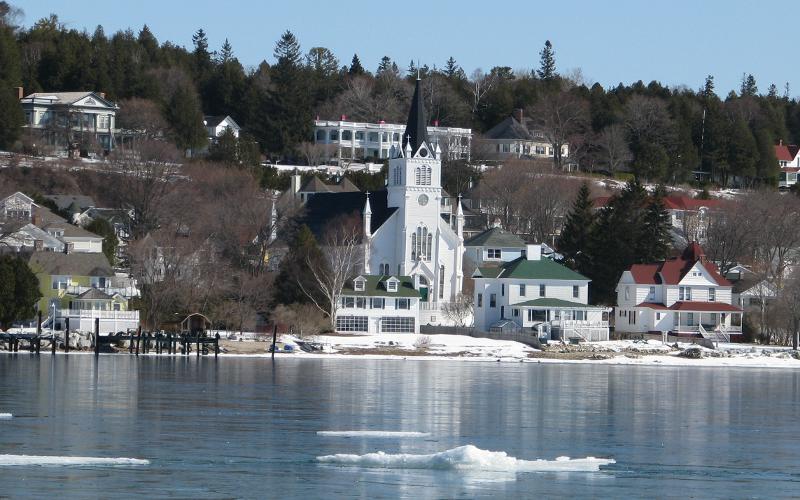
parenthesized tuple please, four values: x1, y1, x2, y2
(298, 214, 364, 330)
(529, 87, 589, 170)
(117, 97, 168, 140)
(775, 268, 800, 349)
(297, 141, 333, 166)
(517, 174, 580, 245)
(271, 302, 328, 338)
(442, 294, 474, 327)
(704, 200, 753, 275)
(595, 124, 632, 174)
(470, 69, 499, 116)
(474, 162, 528, 232)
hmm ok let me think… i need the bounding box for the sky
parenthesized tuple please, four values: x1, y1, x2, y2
(15, 0, 798, 97)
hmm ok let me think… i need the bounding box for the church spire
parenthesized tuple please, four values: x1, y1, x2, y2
(402, 77, 428, 153)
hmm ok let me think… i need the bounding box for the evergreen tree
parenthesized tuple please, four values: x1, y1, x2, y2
(701, 75, 715, 99)
(406, 60, 417, 78)
(0, 85, 23, 149)
(537, 40, 557, 80)
(208, 127, 239, 165)
(0, 255, 41, 331)
(638, 185, 671, 262)
(444, 56, 464, 80)
(740, 73, 758, 97)
(192, 28, 212, 82)
(85, 218, 118, 266)
(165, 82, 207, 154)
(348, 53, 365, 76)
(137, 24, 158, 64)
(267, 31, 311, 154)
(218, 38, 233, 63)
(274, 30, 301, 68)
(376, 55, 392, 75)
(88, 26, 112, 94)
(558, 183, 595, 273)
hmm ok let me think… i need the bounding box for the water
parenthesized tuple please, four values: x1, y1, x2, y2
(0, 355, 798, 498)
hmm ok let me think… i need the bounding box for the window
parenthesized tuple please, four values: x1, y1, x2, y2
(415, 165, 432, 185)
(382, 132, 389, 142)
(336, 315, 368, 332)
(355, 131, 364, 140)
(329, 130, 338, 140)
(393, 132, 400, 141)
(513, 308, 520, 317)
(316, 130, 326, 141)
(396, 298, 410, 310)
(52, 276, 69, 290)
(490, 293, 497, 308)
(487, 249, 501, 259)
(379, 263, 389, 275)
(573, 285, 579, 298)
(386, 280, 398, 292)
(709, 288, 716, 302)
(656, 312, 661, 321)
(679, 287, 685, 301)
(520, 284, 526, 297)
(355, 297, 366, 309)
(648, 286, 655, 300)
(625, 286, 630, 301)
(539, 284, 546, 297)
(687, 312, 695, 326)
(368, 132, 379, 142)
(393, 166, 401, 185)
(91, 277, 107, 288)
(501, 284, 505, 296)
(439, 265, 445, 299)
(528, 309, 547, 322)
(381, 317, 415, 333)
(341, 297, 355, 308)
(354, 279, 365, 291)
(477, 293, 483, 307)
(371, 298, 385, 309)
(686, 287, 692, 301)
(411, 226, 432, 261)
(113, 303, 121, 311)
(341, 130, 352, 140)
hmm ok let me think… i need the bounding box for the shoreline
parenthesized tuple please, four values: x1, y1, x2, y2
(3, 348, 799, 369)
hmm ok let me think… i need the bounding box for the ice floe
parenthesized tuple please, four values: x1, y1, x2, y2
(316, 444, 614, 472)
(0, 413, 12, 419)
(317, 431, 431, 438)
(0, 454, 150, 466)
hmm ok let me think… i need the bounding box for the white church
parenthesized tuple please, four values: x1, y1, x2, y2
(302, 78, 466, 333)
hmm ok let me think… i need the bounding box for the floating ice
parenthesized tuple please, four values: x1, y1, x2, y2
(0, 413, 11, 419)
(0, 454, 150, 466)
(316, 445, 614, 472)
(316, 431, 431, 438)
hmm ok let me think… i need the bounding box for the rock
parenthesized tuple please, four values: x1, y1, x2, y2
(590, 353, 610, 360)
(695, 338, 715, 350)
(680, 347, 703, 359)
(790, 351, 800, 360)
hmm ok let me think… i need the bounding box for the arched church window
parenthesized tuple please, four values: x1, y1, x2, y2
(415, 167, 421, 185)
(411, 226, 432, 261)
(421, 165, 432, 185)
(439, 265, 445, 299)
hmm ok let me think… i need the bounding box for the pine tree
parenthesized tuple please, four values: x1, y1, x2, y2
(376, 55, 392, 75)
(218, 38, 233, 63)
(166, 82, 207, 154)
(740, 73, 758, 97)
(86, 218, 118, 266)
(192, 29, 212, 82)
(209, 127, 239, 165)
(406, 60, 417, 78)
(701, 75, 715, 99)
(537, 40, 557, 80)
(0, 255, 42, 331)
(444, 56, 464, 80)
(272, 225, 326, 307)
(638, 185, 671, 262)
(558, 183, 595, 273)
(274, 30, 301, 68)
(0, 85, 22, 149)
(348, 53, 365, 76)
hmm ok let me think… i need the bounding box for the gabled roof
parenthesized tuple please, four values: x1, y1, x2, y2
(32, 206, 102, 239)
(402, 78, 429, 153)
(775, 143, 799, 162)
(627, 243, 730, 286)
(483, 116, 533, 141)
(204, 115, 240, 130)
(299, 176, 361, 194)
(465, 227, 526, 248)
(299, 190, 396, 238)
(44, 194, 96, 212)
(22, 91, 116, 108)
(475, 256, 588, 281)
(28, 252, 114, 277)
(76, 288, 113, 300)
(341, 275, 420, 298)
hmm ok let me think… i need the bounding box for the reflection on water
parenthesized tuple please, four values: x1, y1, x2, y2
(0, 355, 798, 498)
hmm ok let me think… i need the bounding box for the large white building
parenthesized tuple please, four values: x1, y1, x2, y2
(615, 243, 743, 339)
(472, 243, 609, 341)
(313, 118, 471, 163)
(19, 90, 119, 153)
(301, 78, 466, 332)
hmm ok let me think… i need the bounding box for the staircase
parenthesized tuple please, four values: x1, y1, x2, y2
(699, 324, 730, 344)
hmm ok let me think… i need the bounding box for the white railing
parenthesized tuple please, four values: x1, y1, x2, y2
(420, 301, 449, 311)
(66, 285, 140, 298)
(58, 309, 139, 320)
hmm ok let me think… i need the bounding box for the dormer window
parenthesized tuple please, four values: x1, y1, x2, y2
(386, 280, 398, 292)
(353, 277, 366, 292)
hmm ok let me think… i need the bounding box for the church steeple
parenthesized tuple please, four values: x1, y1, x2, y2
(402, 77, 429, 153)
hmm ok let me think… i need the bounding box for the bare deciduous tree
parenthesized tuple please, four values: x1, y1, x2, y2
(529, 87, 589, 170)
(595, 123, 632, 174)
(442, 294, 474, 328)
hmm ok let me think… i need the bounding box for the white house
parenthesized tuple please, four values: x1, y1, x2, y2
(301, 78, 466, 329)
(314, 117, 471, 163)
(336, 275, 421, 334)
(19, 90, 119, 153)
(480, 110, 569, 161)
(472, 243, 610, 341)
(465, 227, 527, 267)
(615, 242, 743, 339)
(204, 115, 241, 141)
(776, 141, 800, 189)
(0, 192, 104, 254)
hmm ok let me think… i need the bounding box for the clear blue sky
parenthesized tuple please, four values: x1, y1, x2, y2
(15, 0, 797, 97)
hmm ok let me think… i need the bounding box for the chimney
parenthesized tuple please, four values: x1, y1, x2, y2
(34, 239, 43, 251)
(291, 174, 302, 195)
(15, 87, 23, 100)
(514, 108, 524, 123)
(99, 92, 105, 99)
(64, 242, 73, 255)
(780, 139, 783, 146)
(525, 244, 542, 261)
(433, 119, 439, 127)
(340, 114, 347, 121)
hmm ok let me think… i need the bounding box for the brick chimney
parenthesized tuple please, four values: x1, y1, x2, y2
(514, 108, 524, 123)
(15, 87, 23, 100)
(98, 92, 105, 99)
(33, 239, 43, 251)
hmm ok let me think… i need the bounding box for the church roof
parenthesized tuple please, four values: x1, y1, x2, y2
(402, 78, 429, 153)
(299, 190, 396, 238)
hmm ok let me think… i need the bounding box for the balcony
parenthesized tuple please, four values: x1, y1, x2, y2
(66, 285, 140, 298)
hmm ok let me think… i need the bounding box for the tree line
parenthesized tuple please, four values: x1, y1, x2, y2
(0, 3, 799, 186)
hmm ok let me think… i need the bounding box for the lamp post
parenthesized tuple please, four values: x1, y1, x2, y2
(50, 302, 55, 339)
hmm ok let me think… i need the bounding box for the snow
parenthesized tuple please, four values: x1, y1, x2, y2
(0, 413, 11, 419)
(316, 431, 431, 438)
(0, 454, 149, 466)
(316, 445, 614, 473)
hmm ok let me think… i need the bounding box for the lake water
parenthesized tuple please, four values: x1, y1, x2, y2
(0, 355, 798, 499)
